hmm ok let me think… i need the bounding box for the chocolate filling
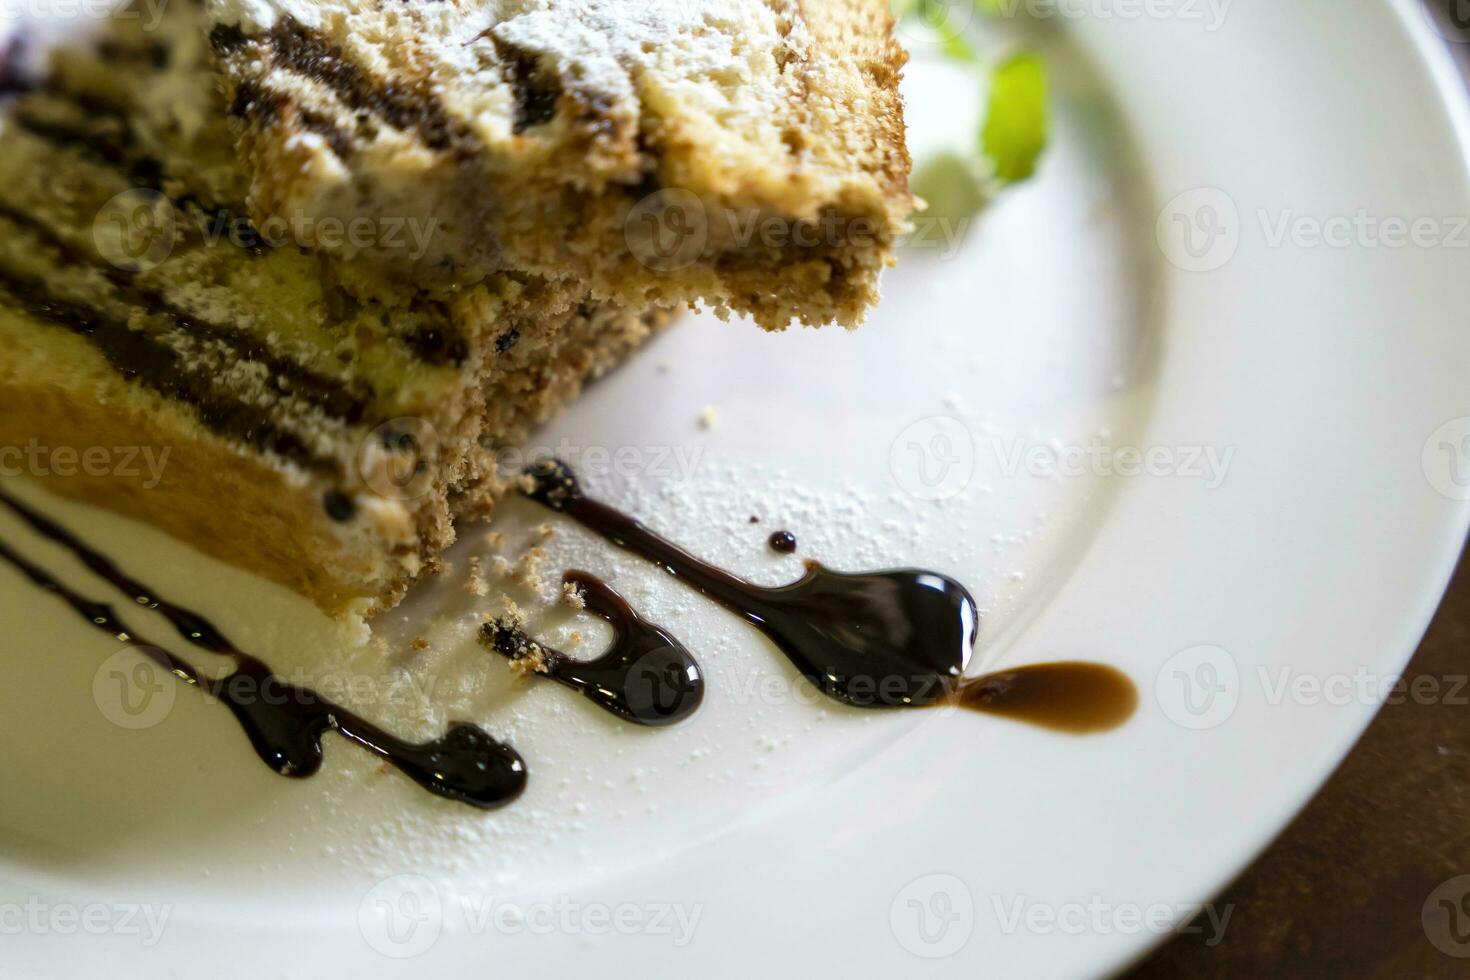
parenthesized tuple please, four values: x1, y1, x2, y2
(0, 203, 371, 425)
(228, 79, 353, 161)
(0, 271, 338, 473)
(322, 490, 357, 522)
(266, 17, 468, 153)
(492, 38, 561, 135)
(208, 23, 249, 55)
(12, 101, 257, 242)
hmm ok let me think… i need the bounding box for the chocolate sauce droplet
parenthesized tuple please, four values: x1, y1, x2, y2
(523, 460, 977, 708)
(0, 489, 527, 808)
(481, 571, 704, 726)
(768, 530, 797, 554)
(323, 489, 357, 522)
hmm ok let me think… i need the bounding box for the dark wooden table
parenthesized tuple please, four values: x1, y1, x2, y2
(1127, 542, 1470, 977)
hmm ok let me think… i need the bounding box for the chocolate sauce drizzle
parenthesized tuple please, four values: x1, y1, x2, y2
(524, 460, 978, 708)
(522, 461, 1137, 727)
(0, 460, 1133, 817)
(481, 571, 704, 726)
(0, 489, 527, 808)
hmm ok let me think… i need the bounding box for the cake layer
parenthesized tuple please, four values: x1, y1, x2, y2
(204, 0, 914, 328)
(0, 296, 663, 613)
(0, 5, 665, 615)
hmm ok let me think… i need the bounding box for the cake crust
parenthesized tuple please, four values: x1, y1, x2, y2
(206, 0, 915, 328)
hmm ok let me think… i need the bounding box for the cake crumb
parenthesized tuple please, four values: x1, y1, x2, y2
(464, 567, 488, 599)
(482, 619, 550, 678)
(499, 597, 525, 627)
(483, 530, 506, 552)
(537, 522, 555, 539)
(507, 647, 549, 678)
(698, 406, 718, 430)
(568, 630, 584, 647)
(516, 545, 547, 590)
(411, 636, 430, 651)
(464, 556, 489, 597)
(561, 580, 586, 610)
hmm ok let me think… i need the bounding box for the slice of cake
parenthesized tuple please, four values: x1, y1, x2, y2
(0, 6, 663, 616)
(204, 0, 915, 328)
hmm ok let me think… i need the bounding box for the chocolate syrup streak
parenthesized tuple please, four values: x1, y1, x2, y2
(522, 462, 1137, 729)
(0, 491, 527, 808)
(525, 461, 977, 708)
(481, 571, 704, 727)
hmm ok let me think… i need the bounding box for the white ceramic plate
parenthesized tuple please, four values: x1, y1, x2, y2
(2, 1, 1469, 976)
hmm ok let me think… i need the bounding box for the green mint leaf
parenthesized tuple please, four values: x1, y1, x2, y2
(981, 51, 1048, 184)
